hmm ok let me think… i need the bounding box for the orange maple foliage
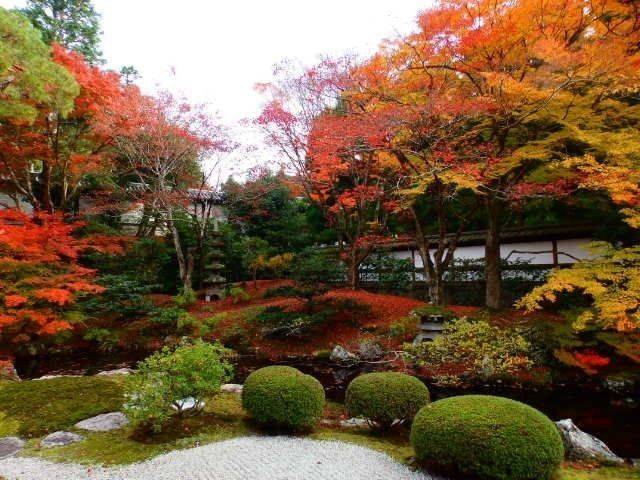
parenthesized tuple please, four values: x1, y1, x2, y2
(0, 209, 121, 348)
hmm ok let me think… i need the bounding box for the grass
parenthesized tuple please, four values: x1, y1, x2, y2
(2, 376, 639, 480)
(0, 377, 124, 438)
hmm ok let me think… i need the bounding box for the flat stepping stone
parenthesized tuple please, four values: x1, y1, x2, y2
(0, 437, 24, 460)
(221, 383, 243, 394)
(74, 412, 129, 432)
(41, 431, 84, 448)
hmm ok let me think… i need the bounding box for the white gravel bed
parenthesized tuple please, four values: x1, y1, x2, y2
(0, 436, 442, 480)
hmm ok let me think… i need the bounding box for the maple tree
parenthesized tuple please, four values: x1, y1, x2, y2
(307, 105, 398, 289)
(0, 209, 122, 351)
(0, 40, 140, 213)
(115, 90, 229, 293)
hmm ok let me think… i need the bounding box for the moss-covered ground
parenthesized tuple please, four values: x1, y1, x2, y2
(0, 376, 637, 480)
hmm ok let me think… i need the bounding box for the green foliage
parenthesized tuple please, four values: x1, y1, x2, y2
(174, 287, 197, 308)
(290, 248, 343, 287)
(518, 243, 640, 331)
(242, 366, 325, 431)
(360, 253, 414, 291)
(410, 395, 564, 480)
(389, 316, 419, 339)
(263, 285, 299, 298)
(0, 376, 124, 437)
(21, 0, 103, 63)
(229, 286, 250, 304)
(0, 6, 78, 123)
(83, 327, 120, 352)
(345, 372, 430, 429)
(410, 305, 457, 322)
(407, 317, 533, 379)
(80, 274, 155, 320)
(255, 306, 331, 339)
(148, 306, 208, 338)
(124, 341, 234, 432)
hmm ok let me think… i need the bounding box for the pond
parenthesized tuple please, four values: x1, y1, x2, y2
(14, 351, 640, 459)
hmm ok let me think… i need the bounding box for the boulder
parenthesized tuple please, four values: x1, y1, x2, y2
(330, 345, 358, 364)
(221, 384, 243, 394)
(556, 419, 624, 465)
(75, 412, 129, 432)
(0, 437, 25, 459)
(358, 341, 383, 361)
(41, 431, 84, 448)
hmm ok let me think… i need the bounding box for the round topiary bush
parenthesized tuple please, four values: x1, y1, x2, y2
(242, 366, 325, 431)
(410, 395, 564, 480)
(345, 372, 430, 429)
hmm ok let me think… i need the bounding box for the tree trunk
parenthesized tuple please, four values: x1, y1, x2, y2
(41, 162, 54, 213)
(347, 253, 360, 290)
(485, 197, 502, 309)
(427, 271, 446, 306)
(166, 211, 192, 292)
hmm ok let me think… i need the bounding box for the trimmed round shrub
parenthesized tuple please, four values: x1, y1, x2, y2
(345, 372, 430, 429)
(242, 366, 325, 431)
(410, 395, 564, 480)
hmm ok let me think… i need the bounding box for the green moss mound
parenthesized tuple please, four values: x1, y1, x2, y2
(242, 366, 325, 431)
(410, 395, 564, 480)
(0, 376, 124, 437)
(345, 372, 430, 429)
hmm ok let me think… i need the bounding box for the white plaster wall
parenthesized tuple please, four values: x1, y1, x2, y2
(390, 237, 594, 267)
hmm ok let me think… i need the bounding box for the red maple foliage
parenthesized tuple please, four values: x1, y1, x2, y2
(0, 209, 121, 349)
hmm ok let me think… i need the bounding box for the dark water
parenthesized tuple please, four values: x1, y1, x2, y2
(14, 352, 640, 459)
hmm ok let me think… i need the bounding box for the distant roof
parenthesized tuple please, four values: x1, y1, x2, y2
(187, 189, 224, 203)
(378, 223, 597, 250)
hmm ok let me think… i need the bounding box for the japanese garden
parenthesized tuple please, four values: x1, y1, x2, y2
(0, 0, 639, 479)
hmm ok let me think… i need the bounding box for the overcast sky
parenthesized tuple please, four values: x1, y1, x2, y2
(1, 0, 432, 179)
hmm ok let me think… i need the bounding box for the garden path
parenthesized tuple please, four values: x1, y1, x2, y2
(0, 436, 441, 480)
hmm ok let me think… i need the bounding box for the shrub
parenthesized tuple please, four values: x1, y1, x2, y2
(345, 372, 430, 429)
(174, 287, 197, 308)
(410, 395, 564, 480)
(124, 341, 234, 432)
(229, 286, 250, 304)
(406, 317, 533, 379)
(242, 366, 325, 431)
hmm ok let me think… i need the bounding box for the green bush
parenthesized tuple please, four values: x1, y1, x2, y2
(242, 366, 325, 431)
(406, 317, 533, 380)
(174, 287, 197, 308)
(410, 395, 564, 480)
(229, 286, 250, 304)
(124, 341, 234, 432)
(345, 372, 430, 429)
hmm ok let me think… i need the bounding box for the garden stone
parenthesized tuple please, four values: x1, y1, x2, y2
(171, 397, 204, 412)
(358, 341, 383, 361)
(0, 437, 24, 459)
(339, 418, 369, 428)
(330, 345, 358, 363)
(221, 383, 243, 394)
(75, 412, 129, 432)
(41, 431, 84, 448)
(96, 368, 133, 376)
(556, 419, 624, 465)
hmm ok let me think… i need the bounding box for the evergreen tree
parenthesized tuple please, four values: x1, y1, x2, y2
(21, 0, 102, 64)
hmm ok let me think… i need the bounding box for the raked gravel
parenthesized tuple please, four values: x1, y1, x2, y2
(0, 436, 444, 480)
